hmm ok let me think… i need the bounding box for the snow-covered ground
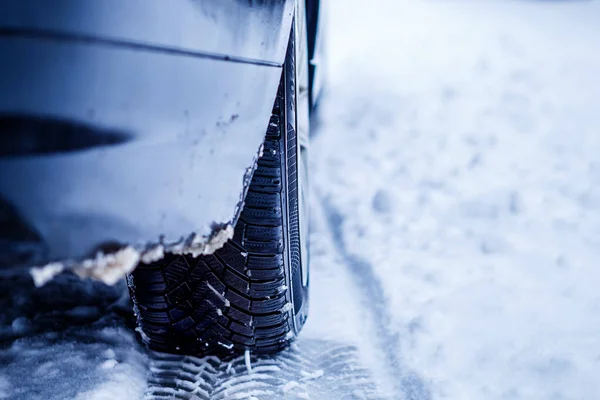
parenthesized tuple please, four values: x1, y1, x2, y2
(313, 0, 600, 398)
(2, 0, 600, 399)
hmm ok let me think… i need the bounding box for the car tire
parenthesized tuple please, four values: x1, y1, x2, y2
(127, 25, 310, 357)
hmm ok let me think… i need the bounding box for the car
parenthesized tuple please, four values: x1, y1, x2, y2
(0, 0, 325, 356)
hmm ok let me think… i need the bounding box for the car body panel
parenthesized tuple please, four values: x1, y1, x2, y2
(0, 0, 323, 269)
(0, 13, 287, 267)
(0, 0, 294, 65)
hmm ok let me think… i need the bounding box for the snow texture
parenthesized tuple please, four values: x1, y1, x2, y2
(29, 224, 234, 287)
(73, 246, 140, 285)
(171, 224, 235, 258)
(3, 0, 600, 399)
(311, 0, 600, 398)
(29, 263, 64, 287)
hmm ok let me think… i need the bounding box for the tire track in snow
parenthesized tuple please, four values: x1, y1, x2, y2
(144, 340, 380, 400)
(315, 191, 431, 400)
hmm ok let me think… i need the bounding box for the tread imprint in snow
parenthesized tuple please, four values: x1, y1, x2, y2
(144, 342, 382, 400)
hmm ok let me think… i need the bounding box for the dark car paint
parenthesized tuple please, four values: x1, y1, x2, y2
(0, 0, 323, 269)
(0, 0, 294, 65)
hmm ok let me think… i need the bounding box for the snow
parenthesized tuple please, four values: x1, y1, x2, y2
(139, 245, 164, 265)
(0, 276, 148, 400)
(74, 246, 140, 285)
(310, 0, 600, 398)
(174, 224, 234, 258)
(280, 302, 294, 313)
(29, 224, 233, 288)
(30, 246, 140, 287)
(218, 341, 234, 350)
(29, 263, 64, 287)
(245, 350, 252, 375)
(206, 282, 231, 307)
(100, 359, 118, 370)
(281, 381, 300, 393)
(3, 1, 600, 399)
(0, 375, 11, 400)
(300, 370, 324, 381)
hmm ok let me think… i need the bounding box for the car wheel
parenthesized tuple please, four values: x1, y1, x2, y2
(127, 19, 310, 356)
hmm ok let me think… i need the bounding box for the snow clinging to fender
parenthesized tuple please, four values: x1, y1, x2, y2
(29, 224, 234, 287)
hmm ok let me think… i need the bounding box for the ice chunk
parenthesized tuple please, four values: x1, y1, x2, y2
(244, 350, 252, 374)
(218, 341, 234, 350)
(280, 302, 293, 313)
(206, 282, 230, 307)
(173, 224, 234, 257)
(140, 245, 164, 264)
(73, 247, 140, 285)
(30, 263, 64, 287)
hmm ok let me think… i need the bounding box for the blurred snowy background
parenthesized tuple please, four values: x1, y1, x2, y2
(2, 0, 600, 399)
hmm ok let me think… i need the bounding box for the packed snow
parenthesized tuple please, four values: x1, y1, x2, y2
(3, 0, 600, 399)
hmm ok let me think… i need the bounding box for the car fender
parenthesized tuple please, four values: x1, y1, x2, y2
(0, 0, 294, 64)
(0, 1, 295, 270)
